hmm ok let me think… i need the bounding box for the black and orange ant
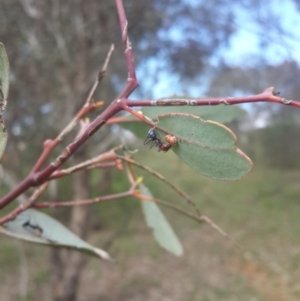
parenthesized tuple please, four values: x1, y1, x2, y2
(144, 129, 174, 152)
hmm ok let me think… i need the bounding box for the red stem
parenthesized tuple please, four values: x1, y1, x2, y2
(2, 1, 300, 223)
(33, 191, 132, 208)
(115, 0, 139, 96)
(0, 101, 121, 210)
(124, 88, 300, 108)
(31, 104, 97, 173)
(0, 0, 139, 215)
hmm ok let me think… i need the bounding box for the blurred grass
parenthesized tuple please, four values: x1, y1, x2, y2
(2, 148, 300, 300)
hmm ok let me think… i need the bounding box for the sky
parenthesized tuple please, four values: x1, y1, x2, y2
(135, 0, 300, 100)
(223, 0, 300, 66)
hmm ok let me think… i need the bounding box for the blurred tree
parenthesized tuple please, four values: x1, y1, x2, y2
(1, 0, 300, 300)
(0, 1, 236, 300)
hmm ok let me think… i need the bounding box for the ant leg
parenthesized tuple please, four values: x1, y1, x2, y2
(149, 139, 158, 149)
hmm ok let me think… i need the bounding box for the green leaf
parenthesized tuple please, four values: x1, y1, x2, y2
(0, 122, 7, 161)
(0, 43, 10, 100)
(157, 113, 252, 180)
(140, 184, 183, 256)
(0, 209, 112, 260)
(0, 43, 10, 160)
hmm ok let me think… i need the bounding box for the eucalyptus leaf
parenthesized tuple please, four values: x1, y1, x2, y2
(0, 43, 9, 160)
(157, 113, 252, 180)
(0, 209, 112, 260)
(0, 123, 7, 161)
(0, 43, 9, 100)
(140, 184, 183, 256)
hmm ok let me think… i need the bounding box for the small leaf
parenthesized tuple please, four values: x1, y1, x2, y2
(157, 113, 252, 180)
(140, 184, 183, 256)
(0, 209, 112, 260)
(0, 43, 10, 160)
(0, 122, 7, 161)
(0, 43, 10, 100)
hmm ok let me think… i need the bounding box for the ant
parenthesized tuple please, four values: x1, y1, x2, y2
(272, 90, 280, 96)
(23, 220, 43, 237)
(144, 129, 173, 152)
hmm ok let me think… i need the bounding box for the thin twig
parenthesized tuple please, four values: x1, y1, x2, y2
(135, 193, 242, 251)
(117, 155, 201, 216)
(86, 44, 114, 104)
(124, 87, 300, 109)
(115, 0, 139, 97)
(34, 181, 139, 208)
(0, 182, 49, 224)
(159, 199, 243, 251)
(0, 0, 136, 211)
(30, 44, 115, 174)
(49, 150, 118, 180)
